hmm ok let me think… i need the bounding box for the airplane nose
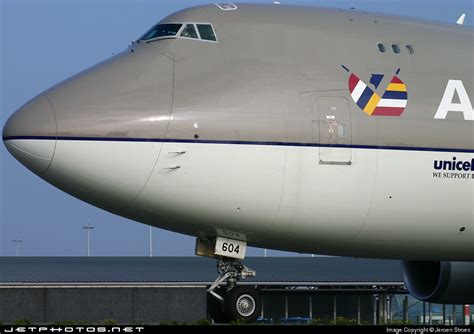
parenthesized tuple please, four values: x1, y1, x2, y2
(2, 95, 57, 175)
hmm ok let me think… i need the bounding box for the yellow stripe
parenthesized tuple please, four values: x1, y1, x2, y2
(387, 83, 407, 92)
(363, 93, 381, 115)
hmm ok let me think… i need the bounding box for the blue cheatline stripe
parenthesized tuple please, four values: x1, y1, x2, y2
(356, 87, 374, 110)
(3, 135, 474, 153)
(382, 91, 408, 100)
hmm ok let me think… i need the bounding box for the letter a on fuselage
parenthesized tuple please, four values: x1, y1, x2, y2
(434, 80, 474, 120)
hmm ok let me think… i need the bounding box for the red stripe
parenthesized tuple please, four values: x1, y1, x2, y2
(349, 74, 359, 92)
(372, 107, 405, 116)
(391, 75, 403, 84)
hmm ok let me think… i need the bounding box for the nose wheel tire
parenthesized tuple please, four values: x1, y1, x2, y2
(223, 286, 261, 323)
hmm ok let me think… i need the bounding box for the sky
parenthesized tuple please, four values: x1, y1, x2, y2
(1, 0, 473, 257)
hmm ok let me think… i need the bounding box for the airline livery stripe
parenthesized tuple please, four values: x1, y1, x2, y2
(351, 80, 367, 101)
(363, 93, 381, 115)
(378, 99, 407, 108)
(387, 83, 407, 92)
(357, 87, 374, 109)
(348, 74, 360, 92)
(382, 91, 408, 100)
(391, 76, 403, 84)
(347, 71, 407, 117)
(372, 107, 405, 116)
(3, 136, 474, 153)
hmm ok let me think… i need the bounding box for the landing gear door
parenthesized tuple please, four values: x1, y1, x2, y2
(317, 97, 352, 165)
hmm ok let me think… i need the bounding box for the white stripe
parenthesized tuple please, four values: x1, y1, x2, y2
(378, 99, 407, 108)
(351, 80, 367, 102)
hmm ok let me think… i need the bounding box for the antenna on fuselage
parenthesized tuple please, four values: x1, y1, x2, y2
(456, 13, 466, 25)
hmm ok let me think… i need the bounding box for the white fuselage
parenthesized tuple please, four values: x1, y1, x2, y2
(7, 138, 472, 260)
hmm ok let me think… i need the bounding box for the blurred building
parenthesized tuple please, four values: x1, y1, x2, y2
(0, 257, 471, 325)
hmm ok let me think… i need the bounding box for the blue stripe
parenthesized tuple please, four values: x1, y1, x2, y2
(3, 136, 474, 154)
(356, 87, 374, 110)
(382, 91, 408, 100)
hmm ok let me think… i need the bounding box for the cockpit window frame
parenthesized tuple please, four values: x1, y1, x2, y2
(140, 22, 219, 44)
(177, 22, 219, 43)
(140, 23, 184, 43)
(195, 24, 218, 42)
(179, 23, 199, 40)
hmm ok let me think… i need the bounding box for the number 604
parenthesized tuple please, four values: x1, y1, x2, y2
(222, 242, 240, 254)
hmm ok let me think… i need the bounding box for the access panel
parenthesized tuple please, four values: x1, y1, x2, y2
(316, 97, 352, 165)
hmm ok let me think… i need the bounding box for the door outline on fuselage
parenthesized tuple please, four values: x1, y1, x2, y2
(313, 97, 352, 165)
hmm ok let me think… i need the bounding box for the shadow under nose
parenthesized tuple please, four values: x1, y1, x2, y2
(3, 95, 57, 175)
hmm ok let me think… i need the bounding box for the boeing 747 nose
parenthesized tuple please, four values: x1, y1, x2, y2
(3, 95, 57, 175)
(3, 3, 474, 321)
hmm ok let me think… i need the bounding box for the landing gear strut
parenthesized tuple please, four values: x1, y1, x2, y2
(207, 258, 261, 323)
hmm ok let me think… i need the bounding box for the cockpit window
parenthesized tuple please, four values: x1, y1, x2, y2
(196, 24, 217, 41)
(139, 22, 218, 43)
(180, 24, 199, 39)
(140, 23, 183, 41)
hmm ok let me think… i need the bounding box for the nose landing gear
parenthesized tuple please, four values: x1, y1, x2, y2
(207, 258, 261, 323)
